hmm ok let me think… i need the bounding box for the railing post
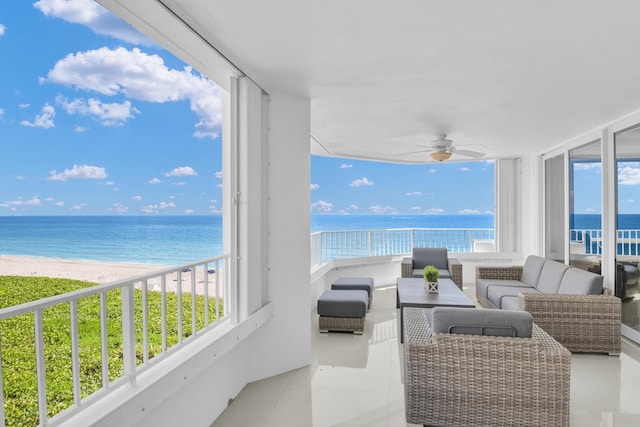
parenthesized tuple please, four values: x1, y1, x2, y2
(410, 229, 414, 251)
(121, 285, 136, 385)
(34, 309, 48, 426)
(368, 230, 373, 256)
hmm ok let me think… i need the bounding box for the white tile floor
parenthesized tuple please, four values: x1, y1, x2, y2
(212, 284, 640, 427)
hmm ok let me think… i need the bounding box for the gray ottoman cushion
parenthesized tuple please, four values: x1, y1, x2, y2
(331, 277, 374, 297)
(318, 290, 368, 318)
(431, 307, 533, 338)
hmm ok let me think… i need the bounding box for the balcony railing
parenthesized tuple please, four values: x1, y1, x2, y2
(571, 229, 640, 256)
(0, 254, 230, 427)
(311, 228, 495, 265)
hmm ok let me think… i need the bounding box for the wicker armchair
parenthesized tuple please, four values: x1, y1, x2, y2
(476, 265, 621, 355)
(403, 307, 571, 427)
(401, 248, 463, 288)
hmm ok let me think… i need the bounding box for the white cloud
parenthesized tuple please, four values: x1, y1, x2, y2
(74, 126, 88, 133)
(70, 203, 87, 211)
(406, 191, 421, 196)
(165, 166, 197, 177)
(45, 47, 222, 139)
(111, 202, 128, 213)
(55, 201, 64, 207)
(105, 181, 115, 186)
(184, 209, 195, 214)
(132, 195, 142, 201)
(585, 208, 596, 213)
(348, 204, 359, 210)
(429, 169, 436, 174)
(140, 201, 176, 214)
(310, 183, 319, 190)
(425, 208, 445, 214)
(369, 204, 396, 214)
(574, 162, 601, 171)
(411, 206, 422, 211)
(340, 164, 353, 169)
(148, 178, 161, 184)
(458, 209, 481, 214)
(0, 24, 5, 36)
(48, 164, 107, 181)
(0, 108, 4, 116)
(19, 103, 30, 109)
(21, 104, 55, 128)
(628, 199, 635, 203)
(459, 167, 471, 172)
(5, 196, 42, 206)
(171, 182, 186, 186)
(56, 96, 139, 126)
(350, 177, 374, 187)
(215, 170, 223, 179)
(618, 165, 640, 185)
(311, 200, 334, 213)
(34, 0, 152, 45)
(44, 197, 55, 202)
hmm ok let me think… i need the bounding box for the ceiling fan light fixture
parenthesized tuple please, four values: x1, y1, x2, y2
(430, 151, 452, 162)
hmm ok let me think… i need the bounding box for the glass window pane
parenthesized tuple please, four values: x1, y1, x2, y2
(569, 140, 602, 272)
(615, 128, 640, 333)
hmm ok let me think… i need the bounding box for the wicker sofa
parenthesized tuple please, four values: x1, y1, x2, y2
(476, 255, 621, 355)
(403, 307, 571, 427)
(401, 247, 463, 288)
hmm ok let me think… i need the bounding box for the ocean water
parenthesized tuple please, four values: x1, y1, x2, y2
(0, 216, 223, 266)
(2, 213, 637, 266)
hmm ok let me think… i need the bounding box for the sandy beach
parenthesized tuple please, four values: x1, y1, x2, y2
(0, 255, 224, 296)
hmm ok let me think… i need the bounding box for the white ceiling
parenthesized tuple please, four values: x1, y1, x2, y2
(155, 1, 640, 163)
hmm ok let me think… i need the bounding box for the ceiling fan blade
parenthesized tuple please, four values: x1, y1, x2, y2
(396, 148, 434, 155)
(455, 149, 485, 158)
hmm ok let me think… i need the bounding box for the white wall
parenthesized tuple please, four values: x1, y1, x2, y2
(247, 91, 312, 381)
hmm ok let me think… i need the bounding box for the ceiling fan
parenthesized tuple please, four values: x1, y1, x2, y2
(401, 134, 486, 162)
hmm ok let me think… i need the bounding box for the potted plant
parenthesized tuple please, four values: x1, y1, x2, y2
(423, 265, 439, 293)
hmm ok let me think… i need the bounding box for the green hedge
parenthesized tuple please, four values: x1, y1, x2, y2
(0, 276, 223, 427)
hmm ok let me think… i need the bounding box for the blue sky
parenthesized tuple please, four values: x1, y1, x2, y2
(0, 1, 223, 215)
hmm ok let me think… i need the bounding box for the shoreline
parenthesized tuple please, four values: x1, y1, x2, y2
(0, 254, 167, 283)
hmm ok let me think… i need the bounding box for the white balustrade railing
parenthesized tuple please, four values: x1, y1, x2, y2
(0, 254, 230, 427)
(571, 228, 640, 256)
(311, 228, 495, 265)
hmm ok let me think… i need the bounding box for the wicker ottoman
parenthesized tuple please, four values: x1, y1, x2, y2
(331, 277, 374, 309)
(318, 290, 368, 334)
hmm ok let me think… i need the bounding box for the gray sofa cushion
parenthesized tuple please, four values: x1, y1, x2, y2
(488, 285, 539, 308)
(521, 255, 547, 286)
(412, 248, 448, 270)
(558, 267, 603, 295)
(536, 261, 570, 293)
(431, 307, 533, 338)
(317, 290, 368, 318)
(476, 279, 533, 300)
(412, 268, 451, 279)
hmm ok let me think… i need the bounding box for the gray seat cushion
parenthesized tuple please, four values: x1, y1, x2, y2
(521, 255, 547, 286)
(536, 261, 571, 293)
(431, 307, 533, 338)
(317, 290, 368, 318)
(331, 277, 374, 297)
(488, 286, 539, 309)
(558, 267, 603, 295)
(476, 279, 533, 300)
(411, 268, 451, 279)
(412, 248, 448, 270)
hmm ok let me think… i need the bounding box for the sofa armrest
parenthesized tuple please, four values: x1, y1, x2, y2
(401, 257, 413, 278)
(476, 265, 523, 280)
(519, 292, 621, 355)
(448, 258, 463, 289)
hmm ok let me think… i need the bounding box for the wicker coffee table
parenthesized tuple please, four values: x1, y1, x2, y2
(397, 277, 475, 342)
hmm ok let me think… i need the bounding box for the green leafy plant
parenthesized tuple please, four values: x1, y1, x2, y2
(423, 265, 439, 282)
(0, 276, 223, 427)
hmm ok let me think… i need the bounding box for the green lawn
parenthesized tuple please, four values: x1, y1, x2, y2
(0, 276, 223, 427)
